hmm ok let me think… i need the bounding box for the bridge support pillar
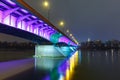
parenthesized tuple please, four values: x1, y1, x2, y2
(35, 45, 65, 58)
(35, 45, 76, 58)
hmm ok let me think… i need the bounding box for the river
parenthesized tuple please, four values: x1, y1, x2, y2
(0, 49, 120, 80)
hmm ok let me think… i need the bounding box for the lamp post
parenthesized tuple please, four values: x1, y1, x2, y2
(70, 33, 72, 37)
(66, 29, 69, 33)
(43, 0, 50, 20)
(59, 21, 65, 27)
(58, 20, 66, 33)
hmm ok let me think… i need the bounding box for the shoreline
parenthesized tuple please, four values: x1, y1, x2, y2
(0, 49, 34, 62)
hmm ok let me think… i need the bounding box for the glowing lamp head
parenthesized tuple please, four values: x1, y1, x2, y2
(43, 1, 49, 8)
(59, 21, 64, 27)
(70, 34, 72, 37)
(66, 30, 69, 33)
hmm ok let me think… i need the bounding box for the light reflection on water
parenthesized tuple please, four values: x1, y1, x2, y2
(1, 50, 120, 80)
(0, 50, 79, 80)
(72, 50, 120, 80)
(0, 58, 34, 80)
(35, 51, 79, 80)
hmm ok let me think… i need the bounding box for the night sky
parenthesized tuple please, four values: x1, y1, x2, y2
(1, 0, 120, 42)
(25, 0, 120, 42)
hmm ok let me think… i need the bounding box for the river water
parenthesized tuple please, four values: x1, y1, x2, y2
(0, 50, 120, 80)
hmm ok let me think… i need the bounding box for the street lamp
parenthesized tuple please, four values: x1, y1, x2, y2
(66, 29, 69, 33)
(43, 1, 49, 8)
(59, 21, 65, 27)
(70, 33, 72, 37)
(43, 0, 50, 20)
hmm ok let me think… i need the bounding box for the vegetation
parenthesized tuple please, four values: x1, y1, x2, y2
(0, 41, 35, 50)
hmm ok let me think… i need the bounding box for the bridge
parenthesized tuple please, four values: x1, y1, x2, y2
(0, 0, 78, 57)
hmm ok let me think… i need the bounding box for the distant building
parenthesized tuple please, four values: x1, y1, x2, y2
(87, 38, 91, 42)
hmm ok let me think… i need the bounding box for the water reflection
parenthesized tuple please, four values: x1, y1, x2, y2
(71, 50, 120, 80)
(0, 50, 79, 80)
(0, 58, 34, 80)
(35, 58, 63, 71)
(81, 50, 120, 65)
(40, 51, 79, 80)
(34, 57, 64, 80)
(35, 51, 79, 80)
(2, 50, 120, 80)
(58, 51, 79, 80)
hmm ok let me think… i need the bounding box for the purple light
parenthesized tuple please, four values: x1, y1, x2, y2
(31, 15, 37, 19)
(17, 22, 22, 29)
(0, 11, 2, 23)
(44, 76, 50, 80)
(39, 20, 43, 23)
(59, 36, 77, 46)
(0, 2, 52, 41)
(10, 15, 16, 27)
(58, 61, 68, 75)
(46, 30, 55, 39)
(30, 25, 33, 33)
(38, 24, 44, 28)
(44, 23, 48, 26)
(3, 15, 10, 25)
(33, 28, 37, 34)
(26, 20, 38, 27)
(48, 31, 56, 37)
(5, 0, 16, 5)
(17, 15, 30, 25)
(36, 27, 39, 35)
(40, 28, 51, 40)
(0, 1, 77, 46)
(20, 9, 28, 13)
(27, 26, 30, 31)
(59, 36, 69, 43)
(0, 59, 34, 80)
(21, 21, 26, 30)
(44, 31, 50, 40)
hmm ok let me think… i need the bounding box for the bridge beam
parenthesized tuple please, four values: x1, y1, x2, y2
(16, 14, 30, 27)
(32, 24, 42, 35)
(0, 0, 77, 46)
(2, 7, 20, 23)
(0, 23, 52, 44)
(26, 20, 38, 27)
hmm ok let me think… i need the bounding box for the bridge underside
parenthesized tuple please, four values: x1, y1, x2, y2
(0, 0, 78, 57)
(0, 23, 76, 57)
(0, 0, 77, 46)
(0, 23, 52, 44)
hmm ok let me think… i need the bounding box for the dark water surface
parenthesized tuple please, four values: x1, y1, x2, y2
(1, 50, 120, 80)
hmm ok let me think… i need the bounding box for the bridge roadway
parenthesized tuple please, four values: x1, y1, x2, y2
(0, 0, 77, 46)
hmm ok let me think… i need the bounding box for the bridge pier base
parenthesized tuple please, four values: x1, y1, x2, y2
(35, 45, 65, 58)
(35, 45, 76, 58)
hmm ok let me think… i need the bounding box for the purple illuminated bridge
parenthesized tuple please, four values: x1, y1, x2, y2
(0, 0, 77, 46)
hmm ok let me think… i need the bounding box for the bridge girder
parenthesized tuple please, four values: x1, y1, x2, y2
(0, 0, 77, 46)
